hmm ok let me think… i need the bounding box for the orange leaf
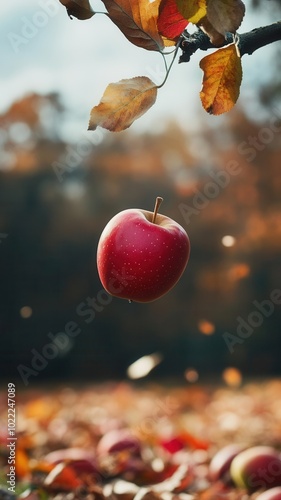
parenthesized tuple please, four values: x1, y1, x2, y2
(158, 0, 188, 41)
(176, 0, 206, 24)
(15, 448, 30, 479)
(88, 77, 157, 132)
(31, 461, 54, 474)
(207, 0, 245, 36)
(102, 0, 164, 52)
(179, 431, 209, 450)
(44, 462, 82, 490)
(199, 43, 242, 115)
(59, 0, 94, 19)
(24, 397, 58, 421)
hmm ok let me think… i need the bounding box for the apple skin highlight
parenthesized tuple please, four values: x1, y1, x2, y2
(97, 208, 190, 302)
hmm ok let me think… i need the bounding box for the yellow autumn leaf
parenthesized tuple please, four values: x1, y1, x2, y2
(88, 77, 157, 132)
(207, 0, 245, 36)
(199, 43, 242, 115)
(176, 0, 206, 24)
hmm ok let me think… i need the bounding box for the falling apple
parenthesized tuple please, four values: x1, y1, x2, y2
(97, 197, 190, 302)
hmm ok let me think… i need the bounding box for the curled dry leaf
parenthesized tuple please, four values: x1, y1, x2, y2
(197, 16, 225, 46)
(207, 0, 245, 36)
(157, 0, 189, 42)
(102, 0, 164, 52)
(175, 0, 206, 25)
(59, 0, 94, 20)
(88, 77, 157, 132)
(199, 43, 242, 115)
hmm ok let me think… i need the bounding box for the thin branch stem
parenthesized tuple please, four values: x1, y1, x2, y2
(161, 51, 168, 75)
(158, 42, 181, 89)
(179, 21, 281, 63)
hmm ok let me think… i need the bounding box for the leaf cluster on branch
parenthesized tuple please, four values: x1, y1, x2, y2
(58, 0, 281, 132)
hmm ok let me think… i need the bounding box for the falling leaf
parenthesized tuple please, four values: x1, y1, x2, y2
(157, 0, 189, 41)
(59, 0, 94, 20)
(199, 43, 242, 115)
(102, 0, 164, 51)
(127, 353, 163, 379)
(88, 77, 157, 132)
(207, 0, 245, 36)
(176, 0, 206, 24)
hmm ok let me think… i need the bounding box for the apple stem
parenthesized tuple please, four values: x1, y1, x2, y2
(152, 197, 163, 224)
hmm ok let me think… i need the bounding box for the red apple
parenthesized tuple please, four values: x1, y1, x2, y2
(97, 197, 190, 302)
(230, 446, 281, 491)
(209, 444, 244, 482)
(96, 429, 141, 456)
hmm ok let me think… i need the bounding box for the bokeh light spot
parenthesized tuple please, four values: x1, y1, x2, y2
(20, 306, 33, 319)
(185, 368, 199, 383)
(198, 320, 215, 335)
(222, 235, 236, 247)
(222, 367, 242, 387)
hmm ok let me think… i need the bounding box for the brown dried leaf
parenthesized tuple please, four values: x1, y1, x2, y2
(59, 0, 94, 19)
(88, 77, 157, 132)
(199, 43, 242, 115)
(197, 16, 225, 46)
(207, 0, 245, 36)
(102, 0, 164, 51)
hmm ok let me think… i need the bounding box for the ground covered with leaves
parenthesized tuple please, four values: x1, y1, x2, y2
(0, 379, 281, 499)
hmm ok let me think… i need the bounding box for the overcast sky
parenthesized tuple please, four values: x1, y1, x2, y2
(0, 0, 278, 136)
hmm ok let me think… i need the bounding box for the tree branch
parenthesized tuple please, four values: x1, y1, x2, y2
(179, 21, 281, 63)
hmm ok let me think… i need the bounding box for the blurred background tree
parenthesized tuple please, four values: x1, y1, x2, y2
(251, 0, 281, 108)
(0, 89, 280, 384)
(0, 1, 280, 387)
